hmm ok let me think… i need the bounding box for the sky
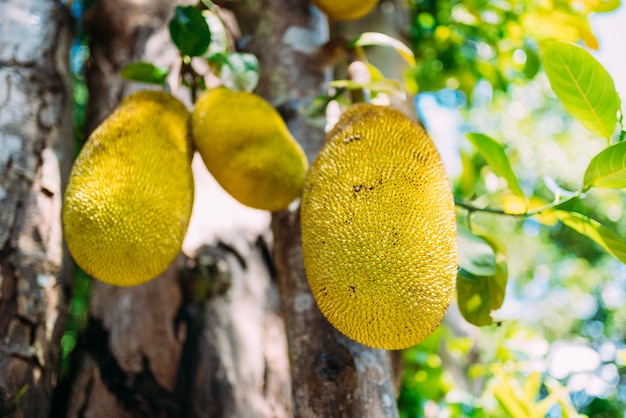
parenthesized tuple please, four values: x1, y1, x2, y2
(591, 6, 626, 99)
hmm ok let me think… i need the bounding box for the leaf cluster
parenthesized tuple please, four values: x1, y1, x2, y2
(405, 0, 619, 99)
(121, 2, 260, 95)
(456, 40, 625, 326)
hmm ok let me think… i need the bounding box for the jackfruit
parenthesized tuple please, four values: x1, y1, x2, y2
(63, 91, 194, 287)
(191, 87, 308, 211)
(311, 0, 378, 21)
(301, 103, 458, 350)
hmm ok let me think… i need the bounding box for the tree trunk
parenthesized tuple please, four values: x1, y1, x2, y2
(228, 1, 399, 417)
(0, 0, 73, 416)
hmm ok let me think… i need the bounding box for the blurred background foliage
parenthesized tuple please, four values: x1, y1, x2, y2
(404, 0, 620, 99)
(62, 0, 626, 417)
(401, 0, 626, 417)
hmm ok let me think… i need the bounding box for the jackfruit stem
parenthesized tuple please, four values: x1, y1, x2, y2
(454, 192, 582, 218)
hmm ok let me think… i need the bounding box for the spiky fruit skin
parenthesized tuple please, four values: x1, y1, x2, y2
(311, 0, 378, 20)
(191, 87, 308, 211)
(63, 91, 194, 287)
(301, 103, 458, 350)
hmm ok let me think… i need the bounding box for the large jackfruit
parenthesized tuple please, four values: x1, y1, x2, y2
(63, 91, 194, 287)
(301, 103, 458, 350)
(311, 0, 378, 21)
(191, 87, 308, 211)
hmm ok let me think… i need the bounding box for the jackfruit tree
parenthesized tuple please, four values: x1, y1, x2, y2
(1, 0, 625, 417)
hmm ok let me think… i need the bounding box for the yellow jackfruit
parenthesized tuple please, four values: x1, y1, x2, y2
(311, 0, 378, 21)
(191, 87, 308, 211)
(301, 103, 458, 350)
(63, 91, 194, 287)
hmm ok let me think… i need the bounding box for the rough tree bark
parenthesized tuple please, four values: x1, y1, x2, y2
(0, 0, 73, 416)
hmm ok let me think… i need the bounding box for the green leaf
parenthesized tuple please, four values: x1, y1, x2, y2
(522, 372, 542, 402)
(306, 95, 333, 117)
(492, 374, 531, 417)
(402, 68, 419, 95)
(457, 223, 496, 277)
(11, 384, 29, 403)
(542, 41, 620, 139)
(457, 234, 507, 326)
(120, 62, 169, 85)
(466, 133, 525, 199)
(593, 0, 621, 13)
(542, 379, 581, 418)
(169, 6, 211, 57)
(555, 210, 626, 263)
(203, 10, 229, 55)
(345, 32, 416, 67)
(199, 0, 216, 9)
(214, 52, 260, 92)
(523, 46, 540, 80)
(583, 140, 626, 189)
(364, 62, 384, 82)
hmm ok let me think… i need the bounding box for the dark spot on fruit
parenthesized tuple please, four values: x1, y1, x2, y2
(320, 285, 328, 297)
(343, 134, 361, 143)
(353, 183, 376, 197)
(413, 151, 425, 163)
(348, 285, 356, 297)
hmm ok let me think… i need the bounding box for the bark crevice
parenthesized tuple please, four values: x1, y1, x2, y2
(84, 317, 177, 416)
